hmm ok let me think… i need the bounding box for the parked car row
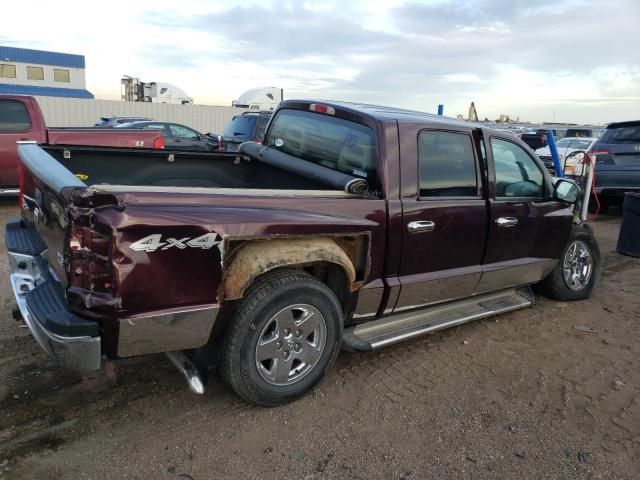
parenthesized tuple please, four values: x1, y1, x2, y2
(115, 121, 219, 151)
(535, 137, 598, 176)
(0, 95, 275, 193)
(532, 121, 640, 214)
(0, 96, 166, 194)
(100, 111, 274, 153)
(520, 126, 600, 151)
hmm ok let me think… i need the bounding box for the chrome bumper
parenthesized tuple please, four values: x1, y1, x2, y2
(8, 250, 101, 371)
(0, 187, 19, 197)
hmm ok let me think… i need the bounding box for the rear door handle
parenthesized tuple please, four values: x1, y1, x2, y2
(495, 217, 519, 228)
(407, 220, 435, 233)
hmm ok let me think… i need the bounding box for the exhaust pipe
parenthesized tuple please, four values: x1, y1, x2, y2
(165, 351, 205, 394)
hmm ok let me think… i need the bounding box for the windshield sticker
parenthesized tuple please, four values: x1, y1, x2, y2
(274, 138, 284, 147)
(343, 133, 358, 147)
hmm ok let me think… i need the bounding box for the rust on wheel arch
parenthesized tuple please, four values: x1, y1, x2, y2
(221, 237, 358, 300)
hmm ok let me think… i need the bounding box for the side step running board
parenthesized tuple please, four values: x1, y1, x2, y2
(343, 288, 534, 352)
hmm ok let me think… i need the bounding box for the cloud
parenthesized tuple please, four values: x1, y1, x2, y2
(1, 0, 638, 122)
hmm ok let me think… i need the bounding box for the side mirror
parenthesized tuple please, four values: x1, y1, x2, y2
(553, 179, 579, 204)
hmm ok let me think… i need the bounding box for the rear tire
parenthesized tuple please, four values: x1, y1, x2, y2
(220, 269, 343, 406)
(538, 224, 601, 301)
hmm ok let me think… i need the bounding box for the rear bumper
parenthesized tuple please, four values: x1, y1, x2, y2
(6, 220, 101, 370)
(593, 169, 640, 194)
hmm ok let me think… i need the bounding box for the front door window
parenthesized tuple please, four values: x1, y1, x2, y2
(491, 138, 544, 199)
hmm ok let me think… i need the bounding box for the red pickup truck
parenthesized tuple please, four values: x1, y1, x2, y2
(0, 95, 165, 195)
(6, 99, 600, 406)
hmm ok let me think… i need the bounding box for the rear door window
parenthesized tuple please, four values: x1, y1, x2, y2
(265, 108, 376, 181)
(0, 99, 31, 132)
(418, 130, 478, 197)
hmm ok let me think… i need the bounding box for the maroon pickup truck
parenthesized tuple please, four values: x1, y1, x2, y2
(0, 95, 165, 194)
(5, 99, 600, 406)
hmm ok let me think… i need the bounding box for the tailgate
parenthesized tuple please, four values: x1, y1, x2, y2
(7, 142, 102, 369)
(18, 142, 87, 285)
(46, 128, 163, 149)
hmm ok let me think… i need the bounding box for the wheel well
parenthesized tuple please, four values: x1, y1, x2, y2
(299, 263, 350, 310)
(219, 237, 365, 312)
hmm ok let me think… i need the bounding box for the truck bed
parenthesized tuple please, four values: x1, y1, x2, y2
(42, 146, 327, 190)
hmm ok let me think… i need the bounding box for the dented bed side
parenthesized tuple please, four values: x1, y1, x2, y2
(83, 188, 387, 357)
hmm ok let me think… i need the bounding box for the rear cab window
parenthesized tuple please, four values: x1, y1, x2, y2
(0, 99, 31, 132)
(264, 108, 377, 186)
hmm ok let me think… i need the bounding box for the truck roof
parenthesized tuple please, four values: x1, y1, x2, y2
(281, 99, 473, 128)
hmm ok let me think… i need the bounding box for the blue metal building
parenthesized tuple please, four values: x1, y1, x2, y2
(0, 46, 94, 99)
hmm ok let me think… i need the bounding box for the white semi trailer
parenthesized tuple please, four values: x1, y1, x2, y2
(121, 76, 194, 104)
(232, 87, 283, 111)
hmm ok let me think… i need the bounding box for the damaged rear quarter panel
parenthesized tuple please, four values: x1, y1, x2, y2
(97, 191, 386, 319)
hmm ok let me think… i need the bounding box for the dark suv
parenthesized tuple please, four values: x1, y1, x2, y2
(589, 121, 640, 212)
(216, 112, 272, 152)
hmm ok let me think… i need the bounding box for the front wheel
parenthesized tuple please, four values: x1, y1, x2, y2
(220, 270, 343, 406)
(538, 224, 601, 301)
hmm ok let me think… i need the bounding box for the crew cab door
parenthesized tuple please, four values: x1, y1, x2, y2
(478, 132, 573, 292)
(394, 125, 488, 312)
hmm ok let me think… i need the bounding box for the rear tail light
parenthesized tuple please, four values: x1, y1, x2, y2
(153, 136, 165, 149)
(68, 223, 114, 293)
(309, 103, 335, 115)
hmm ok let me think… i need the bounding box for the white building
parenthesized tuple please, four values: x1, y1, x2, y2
(0, 46, 93, 99)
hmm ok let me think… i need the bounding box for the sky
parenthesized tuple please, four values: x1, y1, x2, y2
(2, 0, 639, 124)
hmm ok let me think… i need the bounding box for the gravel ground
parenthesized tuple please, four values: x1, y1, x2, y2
(0, 199, 638, 480)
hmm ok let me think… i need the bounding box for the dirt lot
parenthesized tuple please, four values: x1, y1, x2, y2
(0, 199, 638, 480)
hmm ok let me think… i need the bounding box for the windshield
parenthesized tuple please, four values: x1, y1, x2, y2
(223, 115, 257, 139)
(265, 108, 376, 182)
(601, 125, 640, 143)
(566, 139, 593, 149)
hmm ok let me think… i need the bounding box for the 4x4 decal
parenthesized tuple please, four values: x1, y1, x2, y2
(129, 233, 221, 252)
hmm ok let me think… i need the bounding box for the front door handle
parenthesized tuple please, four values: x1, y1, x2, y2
(408, 220, 435, 233)
(495, 217, 519, 228)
